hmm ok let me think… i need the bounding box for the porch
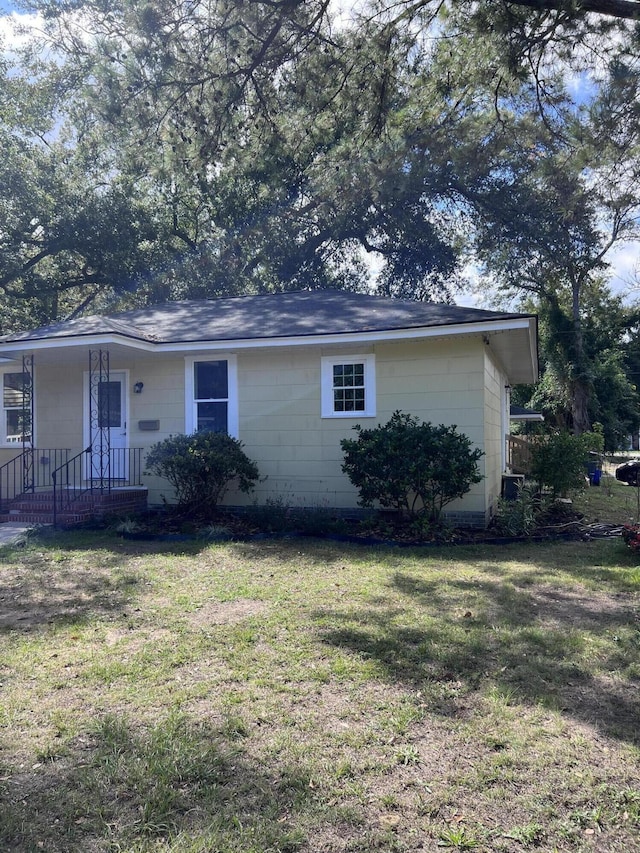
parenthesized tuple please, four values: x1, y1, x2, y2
(506, 434, 534, 475)
(0, 447, 147, 527)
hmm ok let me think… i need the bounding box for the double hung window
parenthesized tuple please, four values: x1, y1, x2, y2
(2, 371, 31, 445)
(321, 355, 375, 418)
(185, 357, 238, 436)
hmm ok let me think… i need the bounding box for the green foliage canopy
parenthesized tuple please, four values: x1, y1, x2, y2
(2, 0, 640, 454)
(530, 431, 595, 499)
(9, 0, 638, 318)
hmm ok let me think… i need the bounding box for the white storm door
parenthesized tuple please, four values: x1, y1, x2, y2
(84, 371, 128, 480)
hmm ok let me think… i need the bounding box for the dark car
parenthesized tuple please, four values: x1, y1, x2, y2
(615, 460, 640, 486)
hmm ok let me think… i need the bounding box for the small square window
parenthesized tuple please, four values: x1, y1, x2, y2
(321, 355, 375, 418)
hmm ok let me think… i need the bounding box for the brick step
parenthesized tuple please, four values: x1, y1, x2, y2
(5, 513, 92, 525)
(12, 492, 84, 504)
(9, 506, 93, 518)
(12, 491, 146, 506)
(10, 501, 56, 512)
(2, 488, 148, 527)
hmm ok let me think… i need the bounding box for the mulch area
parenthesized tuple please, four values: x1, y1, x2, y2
(100, 502, 625, 547)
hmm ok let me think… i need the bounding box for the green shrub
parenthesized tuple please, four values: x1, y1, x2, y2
(144, 432, 260, 517)
(295, 507, 347, 537)
(493, 484, 540, 536)
(529, 431, 591, 499)
(245, 495, 292, 533)
(582, 423, 605, 454)
(340, 411, 484, 524)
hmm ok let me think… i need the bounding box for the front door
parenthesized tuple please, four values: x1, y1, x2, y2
(84, 371, 128, 481)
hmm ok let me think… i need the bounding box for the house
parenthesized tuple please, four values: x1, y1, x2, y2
(505, 404, 545, 477)
(0, 290, 538, 526)
(509, 404, 545, 426)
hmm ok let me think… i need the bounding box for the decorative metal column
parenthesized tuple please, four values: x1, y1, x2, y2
(21, 354, 34, 493)
(88, 349, 110, 491)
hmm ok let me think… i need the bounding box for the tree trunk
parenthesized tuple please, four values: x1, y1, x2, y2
(571, 377, 592, 434)
(570, 277, 592, 434)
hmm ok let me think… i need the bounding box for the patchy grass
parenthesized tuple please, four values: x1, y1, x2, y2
(573, 468, 640, 526)
(0, 532, 638, 852)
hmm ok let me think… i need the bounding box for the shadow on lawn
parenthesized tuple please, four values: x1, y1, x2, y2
(0, 531, 221, 633)
(0, 563, 141, 633)
(0, 712, 313, 853)
(317, 567, 640, 748)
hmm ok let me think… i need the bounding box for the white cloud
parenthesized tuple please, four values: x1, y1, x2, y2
(0, 10, 44, 57)
(607, 241, 640, 302)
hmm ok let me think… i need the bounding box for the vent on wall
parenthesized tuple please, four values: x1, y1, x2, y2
(138, 420, 160, 431)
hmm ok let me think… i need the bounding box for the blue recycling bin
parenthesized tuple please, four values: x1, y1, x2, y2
(586, 457, 602, 485)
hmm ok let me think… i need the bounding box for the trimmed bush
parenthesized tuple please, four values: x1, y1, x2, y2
(529, 431, 591, 499)
(144, 432, 260, 517)
(340, 411, 483, 524)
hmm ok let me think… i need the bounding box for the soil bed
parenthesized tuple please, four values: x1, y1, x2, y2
(107, 502, 614, 548)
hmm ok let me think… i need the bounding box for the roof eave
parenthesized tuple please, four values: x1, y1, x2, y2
(0, 316, 538, 382)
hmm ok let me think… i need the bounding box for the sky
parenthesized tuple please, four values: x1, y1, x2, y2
(0, 4, 37, 48)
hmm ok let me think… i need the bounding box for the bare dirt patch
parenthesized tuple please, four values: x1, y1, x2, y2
(0, 565, 132, 631)
(183, 598, 268, 628)
(530, 584, 638, 630)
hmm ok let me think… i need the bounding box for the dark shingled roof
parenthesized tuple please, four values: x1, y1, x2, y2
(510, 405, 544, 420)
(1, 290, 533, 345)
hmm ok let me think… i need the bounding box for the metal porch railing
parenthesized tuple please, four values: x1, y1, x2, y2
(0, 449, 70, 510)
(52, 447, 144, 527)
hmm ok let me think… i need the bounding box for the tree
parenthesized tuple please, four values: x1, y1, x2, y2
(530, 430, 593, 499)
(504, 1, 640, 17)
(2, 0, 639, 353)
(517, 283, 640, 448)
(34, 0, 464, 299)
(0, 57, 183, 329)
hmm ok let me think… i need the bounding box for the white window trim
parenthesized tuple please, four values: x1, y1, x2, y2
(1, 366, 35, 448)
(184, 355, 239, 437)
(321, 354, 376, 418)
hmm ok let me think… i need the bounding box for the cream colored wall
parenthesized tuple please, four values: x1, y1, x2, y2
(375, 337, 488, 518)
(26, 356, 187, 502)
(34, 362, 85, 450)
(236, 337, 488, 514)
(125, 357, 186, 441)
(32, 357, 186, 449)
(0, 448, 24, 470)
(25, 338, 498, 516)
(483, 349, 508, 523)
(118, 356, 186, 503)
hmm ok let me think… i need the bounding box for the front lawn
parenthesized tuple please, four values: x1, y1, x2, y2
(573, 467, 640, 526)
(0, 533, 638, 852)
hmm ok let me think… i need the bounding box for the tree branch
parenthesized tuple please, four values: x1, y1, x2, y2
(505, 0, 640, 21)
